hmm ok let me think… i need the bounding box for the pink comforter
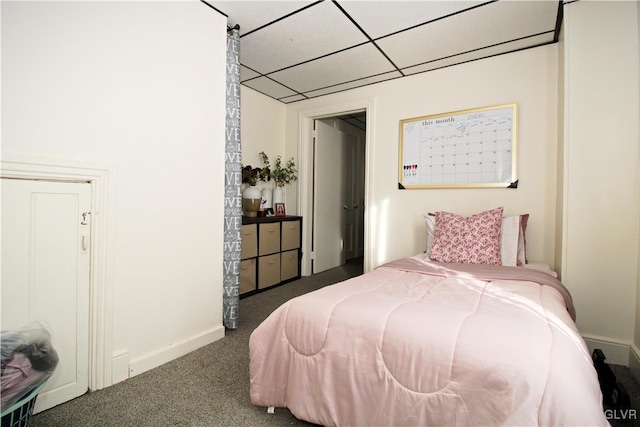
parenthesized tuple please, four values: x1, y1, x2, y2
(249, 257, 609, 426)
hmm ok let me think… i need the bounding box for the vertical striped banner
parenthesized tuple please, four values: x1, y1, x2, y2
(223, 26, 242, 329)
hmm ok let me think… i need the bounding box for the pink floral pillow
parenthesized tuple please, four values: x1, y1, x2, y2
(430, 207, 503, 265)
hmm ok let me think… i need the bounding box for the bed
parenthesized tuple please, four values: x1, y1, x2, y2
(249, 208, 609, 426)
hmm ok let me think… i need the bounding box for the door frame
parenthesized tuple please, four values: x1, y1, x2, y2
(297, 98, 375, 275)
(1, 155, 113, 391)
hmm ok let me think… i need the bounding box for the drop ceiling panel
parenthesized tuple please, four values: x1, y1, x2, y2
(279, 94, 307, 103)
(239, 1, 368, 74)
(240, 66, 260, 81)
(339, 1, 487, 39)
(270, 43, 397, 93)
(209, 1, 316, 34)
(303, 71, 401, 99)
(378, 0, 558, 69)
(242, 76, 298, 99)
(402, 32, 555, 75)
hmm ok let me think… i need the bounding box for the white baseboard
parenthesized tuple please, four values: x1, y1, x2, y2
(583, 335, 630, 366)
(128, 326, 225, 378)
(111, 350, 130, 385)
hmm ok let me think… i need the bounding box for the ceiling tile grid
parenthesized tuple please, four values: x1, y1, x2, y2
(402, 31, 555, 76)
(206, 0, 561, 104)
(268, 43, 398, 92)
(240, 1, 369, 73)
(339, 1, 486, 39)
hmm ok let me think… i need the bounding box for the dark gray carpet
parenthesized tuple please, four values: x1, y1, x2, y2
(31, 261, 362, 427)
(31, 259, 640, 426)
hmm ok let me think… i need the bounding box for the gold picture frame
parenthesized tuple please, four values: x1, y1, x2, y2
(398, 103, 518, 189)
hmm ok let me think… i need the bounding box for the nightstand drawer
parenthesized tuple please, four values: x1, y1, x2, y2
(258, 253, 280, 289)
(281, 220, 300, 251)
(239, 259, 256, 294)
(281, 250, 299, 281)
(241, 224, 257, 259)
(259, 223, 280, 255)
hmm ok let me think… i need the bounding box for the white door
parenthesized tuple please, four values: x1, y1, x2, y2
(313, 120, 347, 273)
(1, 178, 91, 413)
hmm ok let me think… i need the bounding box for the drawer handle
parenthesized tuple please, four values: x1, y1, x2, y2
(242, 231, 253, 235)
(268, 229, 275, 233)
(269, 260, 275, 265)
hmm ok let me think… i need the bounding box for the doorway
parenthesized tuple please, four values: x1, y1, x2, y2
(312, 114, 366, 275)
(297, 99, 374, 277)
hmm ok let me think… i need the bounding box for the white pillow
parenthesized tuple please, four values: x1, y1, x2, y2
(425, 214, 436, 256)
(501, 215, 520, 266)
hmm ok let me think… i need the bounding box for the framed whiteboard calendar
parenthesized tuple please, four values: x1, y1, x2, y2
(398, 103, 518, 189)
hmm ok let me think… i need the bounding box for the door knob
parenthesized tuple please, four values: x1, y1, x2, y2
(343, 205, 349, 209)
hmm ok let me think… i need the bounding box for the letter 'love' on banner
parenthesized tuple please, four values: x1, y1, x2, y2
(224, 26, 242, 329)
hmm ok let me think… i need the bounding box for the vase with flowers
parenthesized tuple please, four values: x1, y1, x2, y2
(241, 163, 270, 217)
(259, 151, 297, 205)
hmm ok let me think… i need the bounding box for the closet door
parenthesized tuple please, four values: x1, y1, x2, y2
(1, 178, 91, 413)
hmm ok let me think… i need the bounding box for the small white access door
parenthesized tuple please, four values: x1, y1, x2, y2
(1, 178, 91, 412)
(313, 119, 348, 273)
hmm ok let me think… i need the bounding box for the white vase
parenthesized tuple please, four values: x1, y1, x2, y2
(261, 187, 273, 209)
(242, 185, 261, 217)
(272, 186, 284, 204)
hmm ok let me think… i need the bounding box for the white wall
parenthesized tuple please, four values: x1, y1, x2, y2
(285, 45, 559, 270)
(241, 86, 287, 171)
(562, 0, 639, 361)
(2, 1, 227, 385)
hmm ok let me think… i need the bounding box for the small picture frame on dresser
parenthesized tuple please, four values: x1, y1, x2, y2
(274, 203, 285, 216)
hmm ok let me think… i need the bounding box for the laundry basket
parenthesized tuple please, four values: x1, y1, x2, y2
(0, 382, 45, 427)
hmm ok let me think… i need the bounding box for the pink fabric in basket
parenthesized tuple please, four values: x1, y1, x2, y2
(1, 353, 47, 411)
(430, 207, 503, 265)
